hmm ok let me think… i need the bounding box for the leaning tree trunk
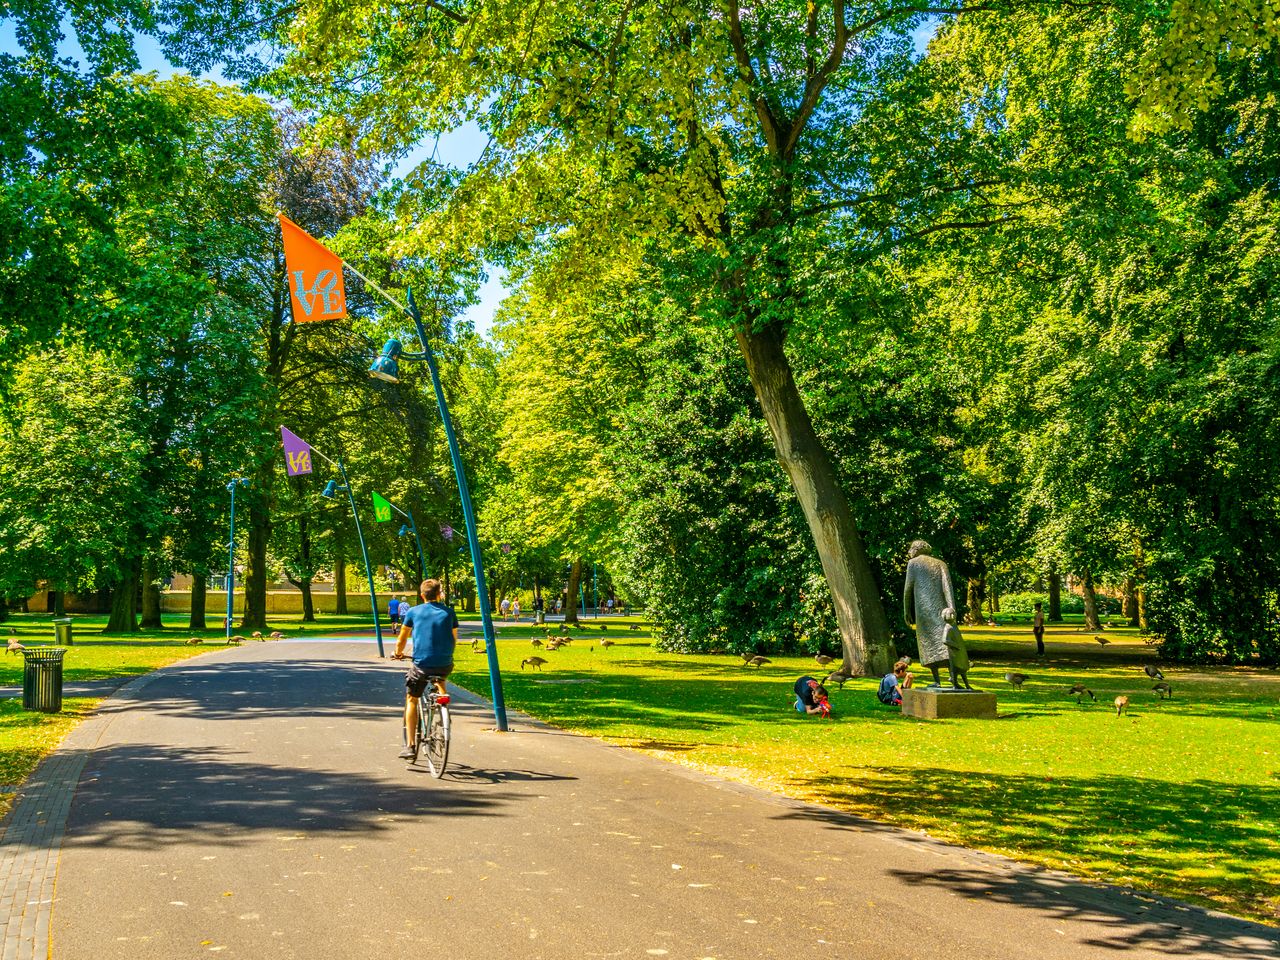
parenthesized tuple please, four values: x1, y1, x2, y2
(334, 555, 349, 614)
(240, 496, 271, 633)
(106, 557, 140, 633)
(1133, 543, 1149, 633)
(51, 589, 65, 618)
(189, 573, 207, 631)
(140, 555, 162, 629)
(1081, 570, 1102, 631)
(564, 559, 583, 625)
(1048, 565, 1063, 622)
(735, 324, 893, 676)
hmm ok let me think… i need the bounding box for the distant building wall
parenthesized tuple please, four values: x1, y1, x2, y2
(161, 591, 405, 616)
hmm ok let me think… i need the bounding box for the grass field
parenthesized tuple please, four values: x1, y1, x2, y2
(450, 617, 1280, 925)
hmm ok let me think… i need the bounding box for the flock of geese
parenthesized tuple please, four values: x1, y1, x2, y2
(1004, 663, 1172, 715)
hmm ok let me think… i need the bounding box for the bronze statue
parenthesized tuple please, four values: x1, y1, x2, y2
(903, 540, 973, 689)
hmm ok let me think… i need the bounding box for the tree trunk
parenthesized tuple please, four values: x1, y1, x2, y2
(966, 576, 986, 626)
(285, 516, 316, 622)
(734, 324, 893, 676)
(1081, 570, 1101, 631)
(335, 555, 349, 614)
(564, 559, 582, 625)
(1133, 543, 1148, 633)
(51, 590, 65, 618)
(1123, 577, 1139, 627)
(240, 495, 270, 633)
(106, 558, 140, 633)
(1048, 565, 1063, 622)
(1137, 585, 1149, 634)
(991, 580, 1000, 614)
(189, 574, 207, 631)
(140, 555, 162, 628)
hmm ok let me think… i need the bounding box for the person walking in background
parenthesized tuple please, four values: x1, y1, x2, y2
(511, 597, 521, 622)
(397, 596, 410, 627)
(500, 596, 510, 621)
(388, 596, 401, 628)
(1033, 601, 1046, 656)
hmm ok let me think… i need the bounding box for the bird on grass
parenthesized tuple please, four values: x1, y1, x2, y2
(740, 652, 754, 665)
(1114, 695, 1129, 716)
(746, 655, 771, 668)
(629, 624, 641, 631)
(470, 638, 481, 652)
(1066, 683, 1095, 703)
(1095, 636, 1111, 647)
(186, 637, 204, 645)
(1144, 665, 1165, 680)
(814, 654, 836, 666)
(252, 631, 264, 640)
(1152, 682, 1173, 699)
(270, 631, 284, 640)
(600, 624, 608, 632)
(531, 638, 543, 648)
(226, 636, 241, 645)
(521, 656, 548, 671)
(6, 640, 24, 655)
(1004, 672, 1027, 690)
(6, 626, 15, 636)
(823, 671, 852, 690)
(601, 639, 615, 650)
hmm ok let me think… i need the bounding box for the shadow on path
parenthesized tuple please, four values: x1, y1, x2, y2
(63, 743, 522, 852)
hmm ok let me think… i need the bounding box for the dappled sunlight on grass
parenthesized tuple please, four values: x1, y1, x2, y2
(449, 625, 1280, 924)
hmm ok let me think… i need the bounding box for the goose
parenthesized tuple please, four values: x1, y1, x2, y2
(1004, 672, 1027, 690)
(1144, 665, 1165, 680)
(6, 640, 24, 655)
(1152, 682, 1173, 699)
(814, 654, 836, 666)
(521, 656, 548, 671)
(1114, 695, 1129, 716)
(747, 655, 771, 668)
(1066, 683, 1095, 703)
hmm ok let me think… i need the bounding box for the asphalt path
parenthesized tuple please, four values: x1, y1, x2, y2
(50, 642, 1277, 960)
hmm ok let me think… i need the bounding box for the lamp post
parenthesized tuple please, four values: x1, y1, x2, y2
(318, 458, 385, 657)
(225, 477, 248, 640)
(367, 288, 508, 732)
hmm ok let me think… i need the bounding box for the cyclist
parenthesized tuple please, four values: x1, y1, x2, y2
(392, 578, 458, 760)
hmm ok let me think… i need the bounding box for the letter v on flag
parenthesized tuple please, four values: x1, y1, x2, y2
(281, 427, 313, 476)
(279, 213, 347, 322)
(372, 491, 393, 522)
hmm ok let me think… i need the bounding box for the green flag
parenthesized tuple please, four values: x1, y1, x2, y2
(372, 491, 393, 522)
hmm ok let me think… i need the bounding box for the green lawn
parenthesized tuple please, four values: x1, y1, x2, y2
(453, 618, 1280, 925)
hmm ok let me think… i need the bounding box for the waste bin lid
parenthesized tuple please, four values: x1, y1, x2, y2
(22, 647, 67, 661)
(53, 618, 72, 624)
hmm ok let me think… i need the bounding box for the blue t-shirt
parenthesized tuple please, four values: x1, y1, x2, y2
(402, 602, 458, 668)
(388, 600, 399, 618)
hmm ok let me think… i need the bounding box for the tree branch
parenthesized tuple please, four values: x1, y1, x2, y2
(725, 0, 784, 154)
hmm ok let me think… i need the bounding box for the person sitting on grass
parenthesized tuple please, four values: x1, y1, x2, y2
(877, 660, 913, 706)
(793, 676, 831, 717)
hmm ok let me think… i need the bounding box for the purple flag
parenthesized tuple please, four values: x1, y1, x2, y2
(440, 524, 454, 541)
(281, 427, 313, 477)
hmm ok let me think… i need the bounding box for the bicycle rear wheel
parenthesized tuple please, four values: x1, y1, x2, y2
(423, 701, 450, 778)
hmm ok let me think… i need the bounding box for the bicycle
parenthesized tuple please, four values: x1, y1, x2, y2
(392, 657, 452, 778)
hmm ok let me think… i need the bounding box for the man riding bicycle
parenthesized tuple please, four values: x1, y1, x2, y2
(392, 578, 458, 760)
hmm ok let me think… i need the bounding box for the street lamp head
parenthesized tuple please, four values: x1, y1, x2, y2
(398, 524, 410, 537)
(226, 477, 249, 492)
(321, 480, 340, 498)
(369, 339, 403, 383)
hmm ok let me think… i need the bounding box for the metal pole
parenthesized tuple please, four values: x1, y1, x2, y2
(339, 458, 385, 657)
(226, 484, 236, 640)
(407, 289, 508, 731)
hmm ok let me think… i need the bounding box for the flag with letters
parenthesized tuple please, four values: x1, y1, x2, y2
(372, 491, 393, 522)
(279, 213, 347, 322)
(280, 427, 313, 476)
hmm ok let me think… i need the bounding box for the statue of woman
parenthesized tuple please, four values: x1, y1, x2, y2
(902, 540, 965, 688)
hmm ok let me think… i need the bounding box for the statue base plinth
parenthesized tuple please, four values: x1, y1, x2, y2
(902, 687, 997, 720)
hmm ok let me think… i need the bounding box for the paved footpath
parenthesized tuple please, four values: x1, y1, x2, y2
(1, 642, 1275, 960)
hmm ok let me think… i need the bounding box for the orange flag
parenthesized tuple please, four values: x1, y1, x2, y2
(279, 213, 347, 322)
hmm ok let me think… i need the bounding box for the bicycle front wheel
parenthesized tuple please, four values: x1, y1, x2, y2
(423, 702, 450, 778)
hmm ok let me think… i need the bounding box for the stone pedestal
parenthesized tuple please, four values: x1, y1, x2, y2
(901, 687, 997, 720)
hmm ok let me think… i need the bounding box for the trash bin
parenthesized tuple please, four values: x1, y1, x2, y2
(22, 648, 67, 713)
(53, 617, 73, 646)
